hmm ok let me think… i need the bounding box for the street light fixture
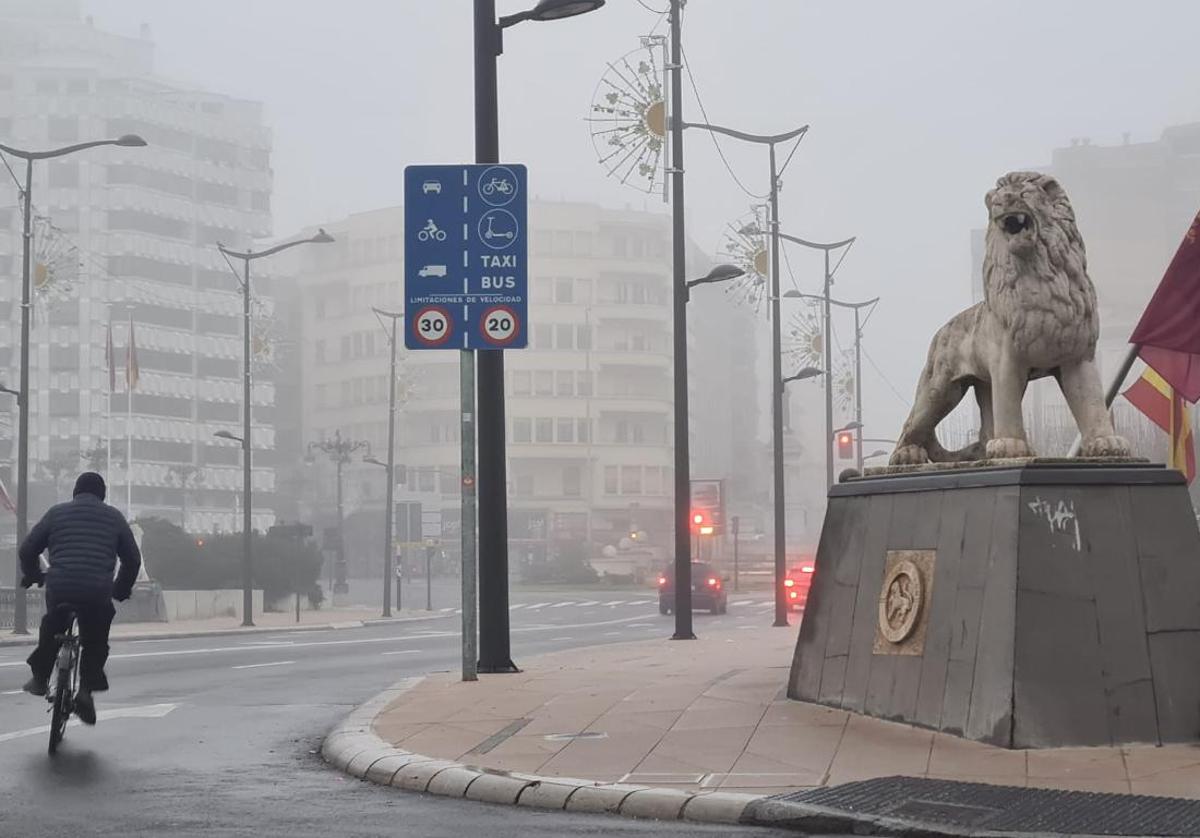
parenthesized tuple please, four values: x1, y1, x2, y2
(0, 133, 148, 634)
(834, 421, 864, 435)
(684, 263, 745, 296)
(217, 228, 333, 628)
(474, 0, 604, 677)
(213, 430, 243, 443)
(783, 366, 824, 386)
(863, 449, 891, 462)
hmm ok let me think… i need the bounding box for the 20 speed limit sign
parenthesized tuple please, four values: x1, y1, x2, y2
(480, 305, 519, 346)
(412, 306, 453, 347)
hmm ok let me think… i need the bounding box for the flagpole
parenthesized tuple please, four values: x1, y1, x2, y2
(1066, 343, 1140, 457)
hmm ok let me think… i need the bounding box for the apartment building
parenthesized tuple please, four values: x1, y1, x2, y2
(0, 0, 274, 532)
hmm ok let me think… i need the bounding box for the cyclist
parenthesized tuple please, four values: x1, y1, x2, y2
(20, 472, 141, 725)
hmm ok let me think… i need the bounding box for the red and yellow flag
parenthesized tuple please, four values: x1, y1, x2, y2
(1123, 367, 1196, 483)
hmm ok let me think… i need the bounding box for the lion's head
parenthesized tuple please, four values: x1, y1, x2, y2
(982, 171, 1097, 359)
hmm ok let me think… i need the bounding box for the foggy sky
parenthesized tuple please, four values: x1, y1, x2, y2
(82, 0, 1200, 438)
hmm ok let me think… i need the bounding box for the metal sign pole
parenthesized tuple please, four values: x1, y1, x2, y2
(460, 350, 478, 682)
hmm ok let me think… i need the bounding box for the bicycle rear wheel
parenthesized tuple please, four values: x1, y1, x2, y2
(48, 664, 70, 755)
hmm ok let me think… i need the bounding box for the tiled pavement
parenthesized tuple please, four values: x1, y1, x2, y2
(372, 623, 1200, 798)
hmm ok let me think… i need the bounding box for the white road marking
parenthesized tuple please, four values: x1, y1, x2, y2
(509, 603, 527, 610)
(0, 614, 656, 669)
(604, 600, 626, 606)
(626, 623, 654, 628)
(439, 607, 455, 613)
(549, 602, 575, 608)
(232, 660, 295, 670)
(381, 650, 422, 656)
(0, 703, 178, 745)
(1, 689, 23, 695)
(732, 600, 754, 606)
(577, 600, 599, 607)
(524, 603, 549, 610)
(604, 631, 621, 636)
(755, 602, 774, 609)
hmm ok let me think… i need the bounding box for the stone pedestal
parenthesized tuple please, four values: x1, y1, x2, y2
(788, 462, 1200, 748)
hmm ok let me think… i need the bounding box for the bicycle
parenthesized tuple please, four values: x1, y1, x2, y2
(46, 608, 81, 755)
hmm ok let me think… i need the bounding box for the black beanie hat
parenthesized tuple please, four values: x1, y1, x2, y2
(73, 472, 106, 501)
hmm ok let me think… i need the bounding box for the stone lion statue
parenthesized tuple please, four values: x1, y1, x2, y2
(891, 171, 1130, 464)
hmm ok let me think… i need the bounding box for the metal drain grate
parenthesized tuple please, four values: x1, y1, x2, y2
(769, 776, 1200, 836)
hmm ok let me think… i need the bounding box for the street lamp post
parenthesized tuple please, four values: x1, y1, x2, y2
(474, 0, 605, 674)
(308, 430, 369, 609)
(371, 307, 404, 618)
(777, 235, 858, 488)
(0, 134, 147, 634)
(217, 229, 332, 627)
(678, 122, 807, 629)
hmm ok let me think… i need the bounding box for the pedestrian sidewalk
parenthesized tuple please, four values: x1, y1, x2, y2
(367, 625, 1200, 800)
(0, 605, 439, 647)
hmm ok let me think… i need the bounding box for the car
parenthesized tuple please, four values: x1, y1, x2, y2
(418, 264, 447, 278)
(783, 559, 816, 611)
(422, 180, 442, 194)
(657, 561, 728, 615)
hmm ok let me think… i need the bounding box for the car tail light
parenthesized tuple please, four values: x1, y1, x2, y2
(657, 576, 667, 586)
(801, 566, 814, 574)
(784, 578, 795, 587)
(790, 590, 798, 599)
(706, 577, 719, 587)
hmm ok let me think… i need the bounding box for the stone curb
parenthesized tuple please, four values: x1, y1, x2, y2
(321, 677, 766, 827)
(0, 612, 442, 648)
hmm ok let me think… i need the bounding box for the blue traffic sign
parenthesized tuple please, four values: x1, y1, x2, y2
(404, 164, 528, 350)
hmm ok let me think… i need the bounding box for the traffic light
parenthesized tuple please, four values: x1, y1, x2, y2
(837, 431, 854, 459)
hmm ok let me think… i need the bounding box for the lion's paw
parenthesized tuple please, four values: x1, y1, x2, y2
(889, 444, 929, 465)
(1081, 435, 1131, 458)
(985, 437, 1034, 459)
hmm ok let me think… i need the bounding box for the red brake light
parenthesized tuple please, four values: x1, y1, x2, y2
(707, 577, 718, 587)
(657, 576, 667, 586)
(784, 578, 795, 587)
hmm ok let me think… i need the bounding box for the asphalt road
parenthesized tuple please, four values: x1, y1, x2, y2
(0, 590, 802, 837)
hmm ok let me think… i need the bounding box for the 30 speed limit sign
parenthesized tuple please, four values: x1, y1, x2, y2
(480, 305, 520, 346)
(412, 306, 453, 347)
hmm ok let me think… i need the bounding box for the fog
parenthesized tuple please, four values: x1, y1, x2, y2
(83, 0, 1200, 438)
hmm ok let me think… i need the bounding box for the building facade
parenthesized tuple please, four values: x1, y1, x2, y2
(0, 0, 275, 533)
(280, 200, 692, 579)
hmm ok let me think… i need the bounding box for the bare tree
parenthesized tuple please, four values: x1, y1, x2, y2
(165, 463, 204, 530)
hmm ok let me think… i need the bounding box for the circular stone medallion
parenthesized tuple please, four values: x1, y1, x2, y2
(878, 559, 924, 644)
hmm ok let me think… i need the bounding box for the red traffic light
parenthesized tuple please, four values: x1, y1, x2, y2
(837, 431, 854, 459)
(692, 511, 705, 526)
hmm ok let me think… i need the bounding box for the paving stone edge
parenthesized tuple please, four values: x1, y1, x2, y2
(321, 676, 767, 827)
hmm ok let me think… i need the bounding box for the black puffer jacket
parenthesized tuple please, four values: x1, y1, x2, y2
(19, 494, 142, 603)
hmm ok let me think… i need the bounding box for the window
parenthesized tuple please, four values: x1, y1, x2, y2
(575, 232, 593, 256)
(555, 324, 573, 350)
(341, 380, 351, 406)
(534, 370, 553, 396)
(535, 418, 553, 443)
(315, 340, 326, 364)
(621, 466, 642, 495)
(577, 419, 590, 443)
(417, 468, 436, 493)
(575, 278, 592, 303)
(604, 466, 618, 495)
(47, 116, 78, 143)
(577, 371, 593, 397)
(557, 418, 574, 443)
(632, 424, 645, 444)
(513, 417, 531, 443)
(514, 474, 534, 497)
(533, 324, 552, 348)
(563, 465, 582, 497)
(512, 371, 532, 396)
(554, 231, 573, 256)
(555, 371, 573, 397)
(340, 335, 351, 360)
(198, 182, 239, 206)
(533, 278, 553, 301)
(36, 78, 59, 95)
(645, 467, 663, 496)
(576, 325, 592, 350)
(554, 278, 573, 304)
(615, 421, 630, 443)
(48, 162, 78, 189)
(315, 384, 328, 409)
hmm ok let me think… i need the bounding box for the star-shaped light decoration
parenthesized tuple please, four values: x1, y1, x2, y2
(717, 206, 770, 313)
(587, 39, 667, 197)
(31, 214, 81, 313)
(784, 301, 824, 378)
